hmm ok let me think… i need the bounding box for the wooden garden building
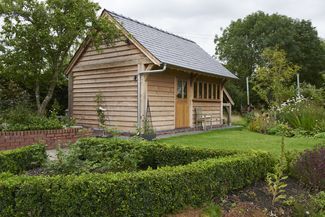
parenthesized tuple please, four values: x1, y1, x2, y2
(66, 10, 237, 133)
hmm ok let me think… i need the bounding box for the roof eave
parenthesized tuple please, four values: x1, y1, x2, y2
(64, 10, 162, 75)
(166, 63, 238, 80)
(103, 9, 161, 66)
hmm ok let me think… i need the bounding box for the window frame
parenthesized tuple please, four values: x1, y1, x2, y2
(177, 79, 188, 99)
(193, 80, 221, 101)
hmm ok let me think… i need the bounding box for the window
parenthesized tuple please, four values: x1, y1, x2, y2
(177, 80, 187, 99)
(183, 81, 187, 98)
(198, 82, 202, 99)
(203, 83, 207, 98)
(193, 81, 220, 100)
(216, 84, 220, 99)
(177, 80, 182, 98)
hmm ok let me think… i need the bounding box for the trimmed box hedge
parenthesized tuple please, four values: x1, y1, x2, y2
(0, 138, 275, 217)
(75, 137, 240, 168)
(0, 144, 46, 174)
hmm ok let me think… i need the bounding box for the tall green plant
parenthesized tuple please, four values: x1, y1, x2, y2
(253, 48, 299, 107)
(266, 136, 288, 205)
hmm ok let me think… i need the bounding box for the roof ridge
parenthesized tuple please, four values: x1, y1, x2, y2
(106, 10, 196, 43)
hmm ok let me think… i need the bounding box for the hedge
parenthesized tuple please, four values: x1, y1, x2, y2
(0, 150, 274, 216)
(0, 144, 46, 174)
(75, 137, 239, 168)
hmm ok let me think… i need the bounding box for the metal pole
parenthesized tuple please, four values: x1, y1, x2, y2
(246, 77, 250, 106)
(297, 73, 300, 97)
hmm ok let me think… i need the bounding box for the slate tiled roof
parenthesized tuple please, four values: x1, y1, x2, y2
(107, 10, 237, 79)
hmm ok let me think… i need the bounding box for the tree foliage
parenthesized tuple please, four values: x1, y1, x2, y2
(215, 11, 325, 99)
(252, 48, 299, 106)
(0, 0, 120, 115)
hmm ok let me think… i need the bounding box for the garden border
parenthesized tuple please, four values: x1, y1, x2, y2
(0, 139, 275, 217)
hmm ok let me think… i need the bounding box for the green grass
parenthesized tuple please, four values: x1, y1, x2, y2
(159, 128, 325, 156)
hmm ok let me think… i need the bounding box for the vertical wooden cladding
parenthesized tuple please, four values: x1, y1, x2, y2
(147, 71, 175, 131)
(70, 38, 151, 131)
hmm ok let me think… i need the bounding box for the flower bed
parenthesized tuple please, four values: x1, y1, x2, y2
(0, 138, 275, 216)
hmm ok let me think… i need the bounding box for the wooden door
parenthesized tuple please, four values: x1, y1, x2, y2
(175, 79, 190, 128)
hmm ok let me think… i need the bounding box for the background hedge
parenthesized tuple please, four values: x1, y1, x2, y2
(0, 139, 274, 217)
(0, 144, 46, 174)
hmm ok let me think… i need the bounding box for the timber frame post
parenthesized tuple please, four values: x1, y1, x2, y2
(137, 64, 145, 129)
(68, 73, 73, 117)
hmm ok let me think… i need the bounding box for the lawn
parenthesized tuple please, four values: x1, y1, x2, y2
(159, 128, 325, 156)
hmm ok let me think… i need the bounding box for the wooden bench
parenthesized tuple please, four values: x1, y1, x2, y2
(195, 108, 212, 130)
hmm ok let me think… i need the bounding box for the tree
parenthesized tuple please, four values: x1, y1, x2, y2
(252, 48, 300, 107)
(215, 11, 325, 93)
(0, 0, 120, 115)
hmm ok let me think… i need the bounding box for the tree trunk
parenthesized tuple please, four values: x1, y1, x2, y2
(35, 78, 41, 113)
(36, 70, 59, 116)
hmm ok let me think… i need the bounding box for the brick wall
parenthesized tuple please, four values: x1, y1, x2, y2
(0, 128, 93, 150)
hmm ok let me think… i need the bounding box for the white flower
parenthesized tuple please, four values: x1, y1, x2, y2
(98, 106, 107, 111)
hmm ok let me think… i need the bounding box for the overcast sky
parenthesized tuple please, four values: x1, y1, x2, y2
(96, 0, 325, 55)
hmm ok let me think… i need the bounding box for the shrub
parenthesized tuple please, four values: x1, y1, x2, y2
(300, 83, 325, 105)
(0, 144, 46, 174)
(0, 105, 74, 131)
(45, 138, 143, 175)
(0, 151, 274, 217)
(267, 123, 294, 137)
(314, 132, 325, 139)
(248, 113, 276, 134)
(291, 145, 325, 190)
(0, 79, 30, 111)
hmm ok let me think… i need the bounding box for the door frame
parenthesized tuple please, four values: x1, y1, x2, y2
(175, 77, 190, 128)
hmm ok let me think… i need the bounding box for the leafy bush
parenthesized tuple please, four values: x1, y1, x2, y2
(202, 203, 222, 217)
(300, 83, 325, 105)
(309, 191, 325, 216)
(248, 113, 276, 134)
(0, 105, 72, 131)
(0, 79, 30, 111)
(45, 138, 143, 175)
(0, 151, 274, 217)
(292, 191, 325, 217)
(291, 146, 325, 190)
(0, 144, 46, 174)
